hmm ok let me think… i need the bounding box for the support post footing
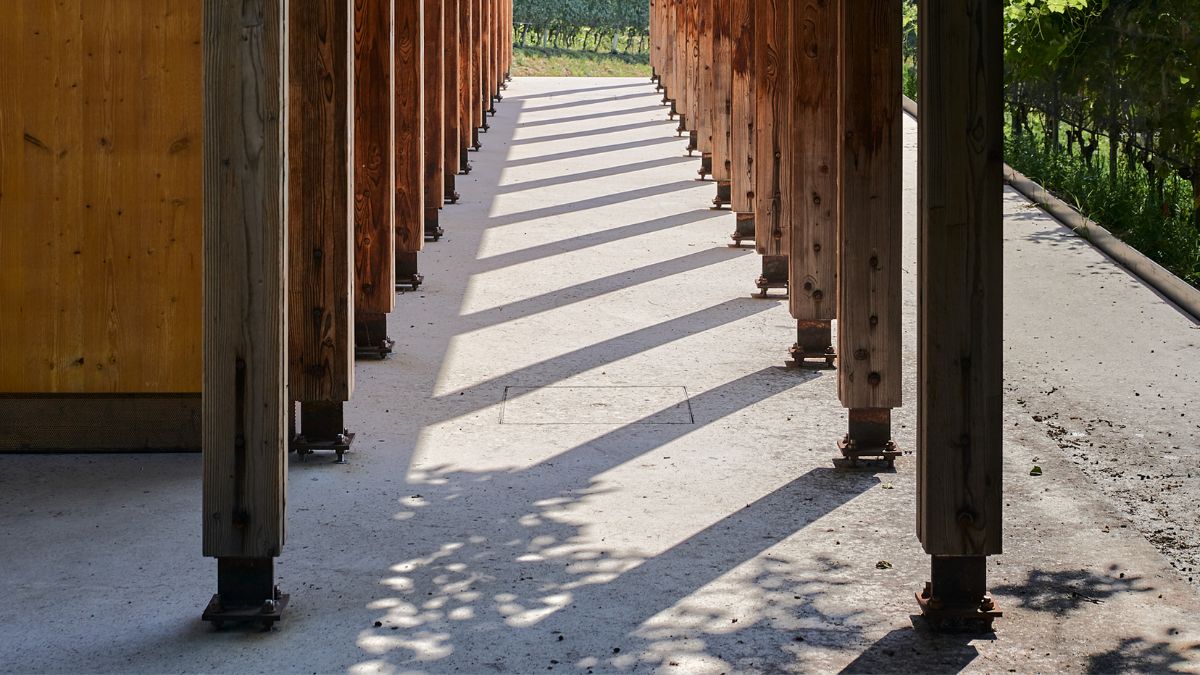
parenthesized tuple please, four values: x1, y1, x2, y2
(355, 312, 394, 360)
(203, 558, 288, 630)
(396, 251, 424, 291)
(292, 401, 354, 463)
(697, 153, 713, 180)
(711, 181, 732, 210)
(787, 319, 836, 368)
(917, 556, 1001, 632)
(836, 407, 901, 468)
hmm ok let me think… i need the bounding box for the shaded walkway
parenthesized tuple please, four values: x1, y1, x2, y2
(1, 78, 1198, 674)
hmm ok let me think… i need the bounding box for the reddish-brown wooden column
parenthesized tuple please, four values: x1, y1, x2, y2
(395, 0, 425, 290)
(423, 0, 445, 241)
(730, 0, 755, 244)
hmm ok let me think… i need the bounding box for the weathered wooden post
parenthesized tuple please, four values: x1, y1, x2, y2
(354, 0, 398, 358)
(676, 0, 693, 138)
(459, 0, 476, 163)
(730, 0, 755, 243)
(684, 0, 700, 150)
(202, 0, 289, 627)
(750, 0, 786, 295)
(444, 0, 462, 202)
(835, 0, 902, 467)
(289, 0, 357, 462)
(786, 0, 838, 364)
(424, 0, 446, 241)
(915, 0, 1004, 631)
(472, 0, 484, 145)
(395, 0, 426, 291)
(710, 0, 733, 209)
(695, 0, 714, 180)
(651, 0, 663, 89)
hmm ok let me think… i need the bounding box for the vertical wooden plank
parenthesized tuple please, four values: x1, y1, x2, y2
(696, 0, 714, 159)
(917, 0, 1004, 556)
(289, 0, 355, 403)
(710, 0, 732, 191)
(685, 0, 699, 133)
(753, 0, 785, 256)
(836, 0, 903, 411)
(459, 0, 474, 154)
(444, 0, 461, 181)
(730, 0, 755, 214)
(787, 0, 838, 323)
(0, 1, 203, 395)
(394, 0, 424, 255)
(354, 0, 397, 315)
(202, 0, 287, 560)
(424, 0, 445, 219)
(472, 0, 483, 131)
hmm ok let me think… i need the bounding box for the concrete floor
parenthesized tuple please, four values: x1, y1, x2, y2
(2, 77, 1199, 674)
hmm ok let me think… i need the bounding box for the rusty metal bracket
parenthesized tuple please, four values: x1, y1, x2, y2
(917, 556, 1002, 632)
(836, 407, 901, 468)
(292, 401, 354, 463)
(686, 130, 699, 156)
(754, 254, 787, 298)
(396, 251, 423, 292)
(424, 208, 444, 242)
(788, 319, 836, 368)
(697, 153, 713, 180)
(203, 557, 288, 630)
(676, 114, 688, 137)
(729, 213, 755, 248)
(355, 312, 394, 360)
(711, 181, 732, 210)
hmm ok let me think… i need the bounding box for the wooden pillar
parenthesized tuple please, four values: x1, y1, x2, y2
(289, 0, 357, 461)
(673, 0, 690, 136)
(395, 0, 425, 290)
(695, 0, 714, 179)
(354, 0, 397, 358)
(459, 0, 476, 161)
(730, 0, 755, 231)
(710, 0, 733, 209)
(835, 0, 903, 465)
(444, 0, 461, 201)
(481, 0, 493, 117)
(750, 0, 787, 293)
(651, 0, 662, 87)
(201, 0, 289, 626)
(423, 0, 445, 241)
(787, 0, 838, 363)
(916, 0, 1004, 629)
(471, 0, 484, 144)
(684, 0, 700, 151)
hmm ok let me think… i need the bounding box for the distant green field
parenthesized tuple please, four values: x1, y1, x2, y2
(512, 45, 651, 78)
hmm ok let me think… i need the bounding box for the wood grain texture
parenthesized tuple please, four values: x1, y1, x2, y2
(443, 0, 461, 175)
(202, 0, 287, 559)
(0, 1, 203, 394)
(395, 0, 424, 255)
(685, 0, 699, 128)
(696, 0, 714, 155)
(836, 0, 903, 411)
(289, 0, 355, 403)
(710, 0, 732, 183)
(730, 0, 755, 213)
(472, 0, 483, 128)
(354, 0, 397, 313)
(916, 0, 1004, 556)
(424, 0, 445, 210)
(458, 0, 473, 151)
(753, 0, 785, 255)
(787, 0, 838, 322)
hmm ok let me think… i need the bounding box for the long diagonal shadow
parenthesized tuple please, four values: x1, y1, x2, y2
(497, 155, 696, 194)
(461, 248, 736, 328)
(510, 81, 653, 100)
(476, 210, 726, 270)
(505, 136, 686, 168)
(513, 120, 674, 146)
(517, 105, 670, 129)
(481, 180, 697, 229)
(521, 91, 661, 114)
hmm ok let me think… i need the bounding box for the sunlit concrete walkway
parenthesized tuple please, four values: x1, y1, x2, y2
(2, 77, 1199, 673)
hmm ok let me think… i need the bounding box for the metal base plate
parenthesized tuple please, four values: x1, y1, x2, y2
(916, 585, 1002, 632)
(836, 436, 902, 468)
(425, 225, 445, 242)
(754, 276, 788, 299)
(293, 431, 354, 463)
(355, 337, 394, 360)
(788, 345, 837, 369)
(203, 592, 289, 631)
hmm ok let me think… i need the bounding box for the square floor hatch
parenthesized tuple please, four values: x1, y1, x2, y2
(500, 386, 694, 425)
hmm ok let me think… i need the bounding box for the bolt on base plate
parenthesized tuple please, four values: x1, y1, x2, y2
(835, 408, 901, 468)
(917, 556, 1001, 632)
(711, 181, 732, 210)
(697, 153, 713, 180)
(786, 320, 835, 368)
(354, 313, 394, 360)
(203, 558, 288, 631)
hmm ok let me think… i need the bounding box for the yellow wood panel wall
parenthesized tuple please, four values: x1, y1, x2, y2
(0, 1, 203, 393)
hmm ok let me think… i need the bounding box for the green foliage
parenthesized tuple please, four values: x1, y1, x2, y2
(512, 45, 650, 77)
(513, 0, 649, 53)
